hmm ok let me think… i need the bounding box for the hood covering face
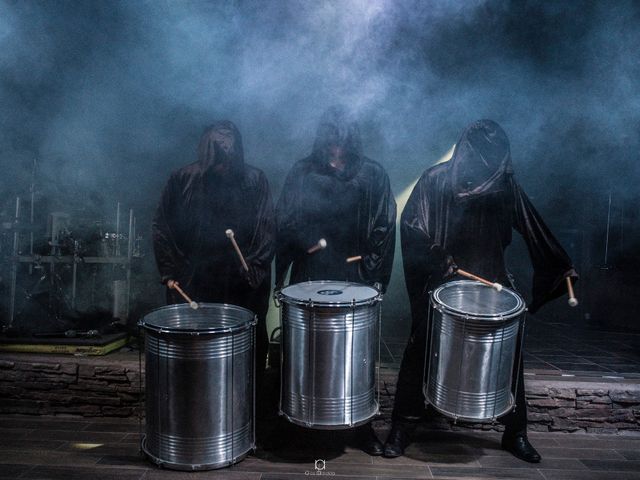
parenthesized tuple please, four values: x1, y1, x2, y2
(449, 119, 513, 202)
(312, 105, 363, 179)
(197, 120, 244, 179)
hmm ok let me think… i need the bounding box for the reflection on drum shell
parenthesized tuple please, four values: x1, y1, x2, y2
(279, 282, 380, 429)
(425, 280, 525, 422)
(141, 303, 256, 471)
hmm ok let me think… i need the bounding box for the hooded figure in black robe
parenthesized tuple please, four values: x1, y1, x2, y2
(275, 106, 396, 455)
(384, 119, 577, 462)
(152, 121, 275, 375)
(275, 106, 396, 291)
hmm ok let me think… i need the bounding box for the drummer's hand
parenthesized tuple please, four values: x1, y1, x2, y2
(430, 245, 457, 279)
(273, 284, 283, 307)
(444, 258, 458, 279)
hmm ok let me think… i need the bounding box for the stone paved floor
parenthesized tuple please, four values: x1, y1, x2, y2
(1, 415, 640, 479)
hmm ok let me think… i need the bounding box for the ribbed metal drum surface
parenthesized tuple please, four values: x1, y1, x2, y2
(140, 303, 255, 471)
(425, 281, 526, 422)
(279, 281, 381, 429)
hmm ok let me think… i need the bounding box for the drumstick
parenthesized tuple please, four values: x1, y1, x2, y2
(307, 238, 327, 254)
(566, 277, 578, 307)
(167, 280, 199, 309)
(225, 229, 249, 272)
(456, 268, 503, 292)
(346, 255, 362, 263)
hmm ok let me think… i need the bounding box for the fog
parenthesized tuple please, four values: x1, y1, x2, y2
(1, 0, 638, 333)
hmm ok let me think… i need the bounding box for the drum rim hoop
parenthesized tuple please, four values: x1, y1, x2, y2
(431, 280, 525, 320)
(138, 302, 257, 334)
(278, 280, 382, 307)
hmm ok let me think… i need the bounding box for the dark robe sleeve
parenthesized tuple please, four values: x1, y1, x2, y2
(243, 171, 275, 289)
(511, 181, 578, 313)
(152, 173, 186, 284)
(274, 167, 302, 288)
(360, 169, 396, 291)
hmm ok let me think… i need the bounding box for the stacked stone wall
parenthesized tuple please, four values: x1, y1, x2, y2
(0, 357, 143, 417)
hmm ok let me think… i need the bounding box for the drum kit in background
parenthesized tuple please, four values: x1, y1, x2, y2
(139, 276, 528, 471)
(1, 194, 143, 334)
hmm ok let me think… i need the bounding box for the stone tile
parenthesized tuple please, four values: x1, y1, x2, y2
(0, 427, 31, 439)
(83, 421, 142, 433)
(536, 447, 625, 460)
(60, 441, 141, 456)
(546, 363, 613, 373)
(123, 432, 143, 441)
(539, 470, 640, 480)
(18, 465, 146, 480)
(580, 459, 640, 472)
(144, 471, 260, 480)
(0, 449, 103, 466)
(233, 457, 431, 477)
(618, 450, 640, 461)
(96, 454, 150, 468)
(0, 464, 33, 479)
(430, 466, 545, 478)
(261, 475, 379, 480)
(373, 452, 480, 467)
(0, 438, 66, 450)
(22, 429, 127, 443)
(262, 447, 373, 465)
(0, 418, 87, 431)
(479, 455, 585, 470)
(554, 437, 640, 450)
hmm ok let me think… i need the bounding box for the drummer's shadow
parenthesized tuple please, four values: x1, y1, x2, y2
(403, 423, 504, 464)
(256, 422, 350, 464)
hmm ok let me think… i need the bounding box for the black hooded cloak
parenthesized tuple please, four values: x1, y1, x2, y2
(393, 119, 577, 434)
(275, 107, 396, 291)
(152, 121, 275, 370)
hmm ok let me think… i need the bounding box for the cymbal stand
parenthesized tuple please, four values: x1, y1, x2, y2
(28, 157, 36, 275)
(7, 197, 21, 329)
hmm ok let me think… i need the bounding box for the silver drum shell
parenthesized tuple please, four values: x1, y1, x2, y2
(279, 287, 380, 429)
(140, 303, 256, 471)
(424, 281, 526, 422)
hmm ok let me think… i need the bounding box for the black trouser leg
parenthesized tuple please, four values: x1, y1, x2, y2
(392, 308, 430, 421)
(499, 338, 527, 437)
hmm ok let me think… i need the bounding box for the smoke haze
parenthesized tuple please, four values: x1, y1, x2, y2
(1, 0, 638, 331)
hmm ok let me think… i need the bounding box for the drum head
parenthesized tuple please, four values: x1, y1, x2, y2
(432, 280, 525, 319)
(139, 303, 256, 334)
(280, 281, 379, 306)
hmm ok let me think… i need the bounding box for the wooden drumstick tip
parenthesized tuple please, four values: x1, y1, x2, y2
(568, 297, 579, 307)
(225, 229, 234, 238)
(492, 282, 503, 292)
(189, 301, 199, 310)
(307, 238, 327, 254)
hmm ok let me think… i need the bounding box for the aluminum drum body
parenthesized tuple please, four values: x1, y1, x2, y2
(424, 280, 526, 422)
(140, 303, 256, 471)
(278, 281, 381, 429)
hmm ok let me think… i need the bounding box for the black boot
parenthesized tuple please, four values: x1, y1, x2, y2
(501, 433, 541, 463)
(383, 422, 411, 458)
(355, 423, 384, 456)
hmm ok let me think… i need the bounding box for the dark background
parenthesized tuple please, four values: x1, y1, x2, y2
(1, 0, 638, 337)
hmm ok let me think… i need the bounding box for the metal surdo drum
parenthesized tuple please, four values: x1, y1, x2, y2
(140, 303, 256, 471)
(278, 281, 382, 429)
(425, 280, 526, 422)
